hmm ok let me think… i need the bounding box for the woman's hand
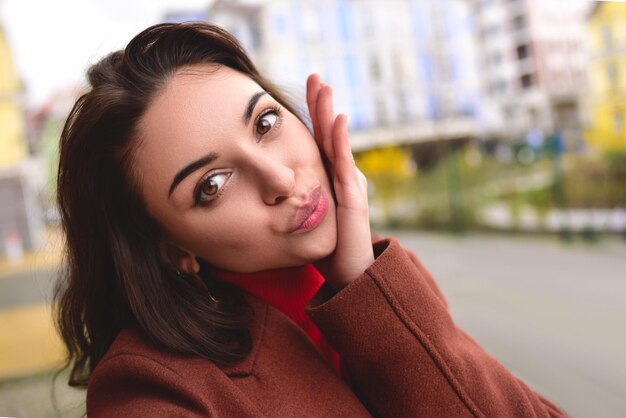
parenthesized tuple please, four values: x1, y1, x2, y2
(306, 74, 375, 290)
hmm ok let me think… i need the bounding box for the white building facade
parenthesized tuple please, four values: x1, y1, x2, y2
(208, 0, 487, 150)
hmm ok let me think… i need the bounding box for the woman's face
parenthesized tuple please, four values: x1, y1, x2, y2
(135, 65, 337, 273)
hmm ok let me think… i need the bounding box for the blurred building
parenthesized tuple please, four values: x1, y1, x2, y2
(0, 11, 43, 257)
(206, 0, 488, 151)
(0, 10, 26, 165)
(163, 10, 208, 23)
(469, 0, 590, 147)
(584, 1, 626, 152)
(27, 85, 82, 217)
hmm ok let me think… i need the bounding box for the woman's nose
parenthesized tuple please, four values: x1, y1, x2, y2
(254, 156, 296, 205)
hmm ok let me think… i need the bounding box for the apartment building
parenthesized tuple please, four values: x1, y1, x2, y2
(207, 0, 485, 150)
(470, 0, 590, 146)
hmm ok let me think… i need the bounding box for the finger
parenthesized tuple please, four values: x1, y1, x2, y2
(306, 74, 322, 143)
(356, 166, 368, 191)
(331, 114, 357, 186)
(306, 75, 334, 180)
(317, 84, 336, 162)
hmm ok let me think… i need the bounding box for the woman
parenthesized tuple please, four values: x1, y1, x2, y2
(54, 22, 565, 417)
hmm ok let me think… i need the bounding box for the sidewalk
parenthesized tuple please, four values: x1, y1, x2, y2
(0, 304, 66, 378)
(0, 226, 65, 380)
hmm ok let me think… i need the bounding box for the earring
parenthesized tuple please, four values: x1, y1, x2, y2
(174, 268, 220, 307)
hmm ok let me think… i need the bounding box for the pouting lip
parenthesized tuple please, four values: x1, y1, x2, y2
(288, 185, 322, 232)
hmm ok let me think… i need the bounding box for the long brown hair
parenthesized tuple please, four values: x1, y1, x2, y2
(54, 22, 305, 387)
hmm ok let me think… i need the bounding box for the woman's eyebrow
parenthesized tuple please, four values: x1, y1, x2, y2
(243, 91, 267, 125)
(168, 152, 219, 198)
(168, 91, 267, 199)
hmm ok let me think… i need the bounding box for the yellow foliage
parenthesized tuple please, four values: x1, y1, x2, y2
(355, 146, 415, 223)
(355, 146, 414, 180)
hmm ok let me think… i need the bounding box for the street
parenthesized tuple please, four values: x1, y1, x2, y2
(384, 231, 626, 418)
(0, 231, 625, 417)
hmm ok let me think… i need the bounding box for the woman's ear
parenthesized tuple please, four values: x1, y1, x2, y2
(159, 238, 201, 275)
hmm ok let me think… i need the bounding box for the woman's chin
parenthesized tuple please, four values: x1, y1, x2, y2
(302, 230, 337, 262)
(278, 228, 337, 267)
(311, 240, 337, 263)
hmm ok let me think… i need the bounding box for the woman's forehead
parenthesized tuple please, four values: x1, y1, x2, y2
(139, 66, 262, 144)
(172, 64, 259, 94)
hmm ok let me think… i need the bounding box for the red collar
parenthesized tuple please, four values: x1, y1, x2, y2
(210, 264, 325, 330)
(210, 264, 341, 375)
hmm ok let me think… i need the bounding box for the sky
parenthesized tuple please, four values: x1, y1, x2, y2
(1, 0, 613, 108)
(1, 0, 213, 107)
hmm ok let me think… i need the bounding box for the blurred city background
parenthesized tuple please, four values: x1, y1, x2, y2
(1, 0, 625, 416)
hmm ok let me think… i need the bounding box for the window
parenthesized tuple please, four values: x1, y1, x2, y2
(520, 73, 533, 89)
(607, 63, 618, 90)
(491, 51, 503, 66)
(273, 13, 287, 36)
(512, 15, 526, 31)
(345, 54, 360, 87)
(337, 1, 353, 42)
(393, 53, 405, 83)
(397, 91, 410, 123)
(516, 44, 529, 60)
(420, 53, 434, 83)
(369, 55, 382, 82)
(493, 80, 507, 95)
(351, 99, 368, 130)
(427, 95, 440, 119)
(438, 54, 451, 81)
(481, 24, 499, 39)
(375, 97, 388, 125)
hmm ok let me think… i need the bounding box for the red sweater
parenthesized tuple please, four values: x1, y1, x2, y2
(212, 264, 342, 375)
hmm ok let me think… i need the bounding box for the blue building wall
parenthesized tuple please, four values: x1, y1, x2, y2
(236, 0, 482, 131)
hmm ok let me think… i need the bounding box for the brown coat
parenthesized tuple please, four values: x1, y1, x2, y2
(87, 238, 566, 417)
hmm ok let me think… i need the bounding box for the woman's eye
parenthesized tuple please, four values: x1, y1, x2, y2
(196, 172, 230, 205)
(255, 109, 280, 138)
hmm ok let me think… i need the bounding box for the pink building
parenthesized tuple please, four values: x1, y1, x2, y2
(471, 0, 591, 145)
